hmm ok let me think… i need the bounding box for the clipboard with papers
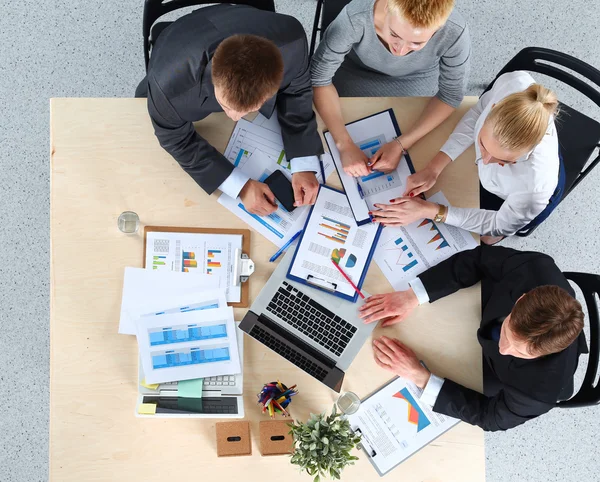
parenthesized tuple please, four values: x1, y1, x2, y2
(286, 185, 382, 302)
(324, 109, 417, 225)
(347, 376, 460, 476)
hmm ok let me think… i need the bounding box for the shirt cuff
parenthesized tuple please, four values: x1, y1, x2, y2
(218, 168, 251, 199)
(409, 278, 430, 305)
(290, 155, 320, 174)
(420, 373, 445, 407)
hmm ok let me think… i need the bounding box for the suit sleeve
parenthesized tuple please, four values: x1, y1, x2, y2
(276, 38, 325, 160)
(147, 74, 234, 195)
(418, 245, 512, 302)
(433, 379, 554, 431)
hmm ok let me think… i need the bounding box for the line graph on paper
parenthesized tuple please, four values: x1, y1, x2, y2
(225, 121, 289, 169)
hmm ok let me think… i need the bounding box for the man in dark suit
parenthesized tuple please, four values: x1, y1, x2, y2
(359, 245, 587, 431)
(138, 5, 324, 215)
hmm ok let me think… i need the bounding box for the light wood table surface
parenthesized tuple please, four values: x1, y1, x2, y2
(50, 97, 484, 482)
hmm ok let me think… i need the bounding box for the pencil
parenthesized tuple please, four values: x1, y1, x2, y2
(331, 260, 365, 299)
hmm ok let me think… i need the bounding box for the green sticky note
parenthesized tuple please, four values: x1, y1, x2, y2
(178, 378, 204, 398)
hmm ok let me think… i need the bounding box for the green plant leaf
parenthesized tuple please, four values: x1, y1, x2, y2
(321, 437, 329, 445)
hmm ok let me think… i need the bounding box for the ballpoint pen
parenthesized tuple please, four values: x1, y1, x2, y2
(269, 230, 303, 262)
(355, 179, 365, 200)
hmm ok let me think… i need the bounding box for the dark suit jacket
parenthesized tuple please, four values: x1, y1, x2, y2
(419, 245, 587, 431)
(144, 5, 324, 194)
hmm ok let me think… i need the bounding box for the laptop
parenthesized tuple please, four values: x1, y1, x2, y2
(240, 245, 375, 392)
(135, 324, 245, 418)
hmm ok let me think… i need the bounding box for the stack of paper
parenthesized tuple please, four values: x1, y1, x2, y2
(118, 267, 225, 334)
(137, 304, 240, 384)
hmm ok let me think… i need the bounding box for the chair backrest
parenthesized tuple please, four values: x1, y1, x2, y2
(309, 0, 352, 57)
(557, 272, 600, 408)
(483, 48, 600, 198)
(143, 0, 276, 69)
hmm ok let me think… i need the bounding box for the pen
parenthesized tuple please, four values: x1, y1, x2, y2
(319, 155, 326, 185)
(269, 230, 303, 262)
(331, 260, 365, 299)
(355, 179, 365, 200)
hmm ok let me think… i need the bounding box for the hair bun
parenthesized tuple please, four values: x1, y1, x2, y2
(527, 84, 559, 114)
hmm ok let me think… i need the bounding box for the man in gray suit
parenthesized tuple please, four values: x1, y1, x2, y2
(140, 4, 324, 215)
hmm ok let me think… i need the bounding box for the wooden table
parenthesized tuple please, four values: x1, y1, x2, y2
(50, 97, 483, 481)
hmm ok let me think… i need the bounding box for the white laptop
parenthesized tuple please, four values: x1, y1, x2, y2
(135, 324, 245, 418)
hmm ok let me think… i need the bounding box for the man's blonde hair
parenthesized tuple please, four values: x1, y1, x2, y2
(387, 0, 455, 28)
(485, 84, 559, 152)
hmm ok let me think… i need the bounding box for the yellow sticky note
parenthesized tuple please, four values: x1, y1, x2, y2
(138, 403, 157, 415)
(141, 379, 160, 390)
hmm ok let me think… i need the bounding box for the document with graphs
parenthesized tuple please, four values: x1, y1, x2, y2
(287, 186, 381, 302)
(347, 376, 460, 476)
(324, 109, 415, 225)
(373, 191, 478, 292)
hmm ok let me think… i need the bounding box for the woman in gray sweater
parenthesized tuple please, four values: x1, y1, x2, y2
(311, 0, 470, 177)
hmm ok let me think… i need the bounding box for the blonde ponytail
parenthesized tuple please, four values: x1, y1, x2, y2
(485, 84, 559, 152)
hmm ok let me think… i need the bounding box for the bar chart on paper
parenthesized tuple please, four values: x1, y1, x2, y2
(205, 249, 224, 275)
(383, 236, 419, 272)
(148, 322, 227, 346)
(318, 216, 350, 244)
(151, 345, 231, 369)
(225, 119, 289, 169)
(354, 135, 405, 197)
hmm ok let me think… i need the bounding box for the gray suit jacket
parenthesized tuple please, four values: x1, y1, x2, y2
(144, 4, 324, 194)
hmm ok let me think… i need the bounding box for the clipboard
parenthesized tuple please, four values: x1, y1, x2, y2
(143, 226, 252, 308)
(286, 185, 382, 303)
(324, 109, 417, 225)
(350, 376, 460, 477)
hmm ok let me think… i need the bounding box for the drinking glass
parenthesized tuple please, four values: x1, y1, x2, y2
(117, 211, 140, 234)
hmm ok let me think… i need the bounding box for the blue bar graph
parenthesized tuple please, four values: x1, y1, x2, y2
(152, 346, 231, 369)
(403, 259, 419, 272)
(238, 203, 284, 239)
(360, 171, 386, 182)
(148, 323, 227, 346)
(394, 237, 403, 245)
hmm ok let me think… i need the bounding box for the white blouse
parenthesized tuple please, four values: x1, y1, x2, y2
(439, 71, 560, 237)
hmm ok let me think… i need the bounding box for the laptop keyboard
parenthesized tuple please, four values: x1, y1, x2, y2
(249, 325, 328, 381)
(204, 375, 237, 387)
(266, 281, 357, 357)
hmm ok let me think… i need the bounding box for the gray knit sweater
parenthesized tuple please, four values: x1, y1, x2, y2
(310, 0, 471, 107)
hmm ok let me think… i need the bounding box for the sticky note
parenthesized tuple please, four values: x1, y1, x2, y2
(178, 378, 204, 398)
(140, 378, 160, 390)
(138, 403, 157, 415)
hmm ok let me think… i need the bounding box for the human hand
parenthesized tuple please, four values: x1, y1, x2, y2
(403, 166, 440, 197)
(291, 171, 319, 207)
(359, 289, 419, 326)
(339, 142, 370, 177)
(371, 198, 438, 227)
(239, 179, 278, 216)
(372, 336, 431, 389)
(368, 140, 403, 173)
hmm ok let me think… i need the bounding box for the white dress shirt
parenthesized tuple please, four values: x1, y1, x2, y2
(439, 71, 560, 237)
(218, 155, 321, 199)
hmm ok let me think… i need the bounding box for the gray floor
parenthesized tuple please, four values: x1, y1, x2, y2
(0, 0, 598, 481)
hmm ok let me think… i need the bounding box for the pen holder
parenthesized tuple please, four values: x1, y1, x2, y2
(257, 380, 298, 418)
(216, 421, 252, 457)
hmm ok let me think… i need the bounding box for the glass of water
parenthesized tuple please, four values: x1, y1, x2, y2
(117, 211, 140, 234)
(336, 391, 361, 415)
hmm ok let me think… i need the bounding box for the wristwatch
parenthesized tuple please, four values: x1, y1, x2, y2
(433, 204, 448, 223)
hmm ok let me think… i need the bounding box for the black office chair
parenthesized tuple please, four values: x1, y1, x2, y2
(556, 272, 600, 408)
(482, 47, 600, 237)
(309, 0, 351, 57)
(142, 0, 276, 71)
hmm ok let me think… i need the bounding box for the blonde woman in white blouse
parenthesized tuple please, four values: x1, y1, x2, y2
(371, 71, 563, 245)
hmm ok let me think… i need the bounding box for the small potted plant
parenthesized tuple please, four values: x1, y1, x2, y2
(289, 406, 361, 482)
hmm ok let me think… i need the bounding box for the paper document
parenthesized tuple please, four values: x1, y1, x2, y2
(226, 117, 334, 184)
(288, 186, 381, 301)
(136, 306, 240, 384)
(119, 267, 224, 335)
(218, 149, 311, 247)
(347, 377, 460, 476)
(373, 192, 478, 291)
(325, 109, 413, 224)
(145, 231, 243, 303)
(252, 110, 282, 135)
